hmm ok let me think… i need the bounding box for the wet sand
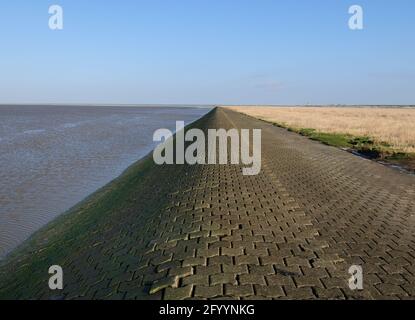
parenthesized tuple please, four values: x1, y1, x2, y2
(0, 105, 210, 258)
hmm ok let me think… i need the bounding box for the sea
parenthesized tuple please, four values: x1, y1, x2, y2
(0, 105, 211, 258)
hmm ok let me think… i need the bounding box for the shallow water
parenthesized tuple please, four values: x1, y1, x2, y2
(0, 105, 211, 258)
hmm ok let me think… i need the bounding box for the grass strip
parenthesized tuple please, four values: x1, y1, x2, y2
(273, 122, 415, 173)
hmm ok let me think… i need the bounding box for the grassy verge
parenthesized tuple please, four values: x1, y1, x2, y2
(273, 122, 415, 173)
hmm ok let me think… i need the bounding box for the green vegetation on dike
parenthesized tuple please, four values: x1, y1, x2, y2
(273, 122, 415, 172)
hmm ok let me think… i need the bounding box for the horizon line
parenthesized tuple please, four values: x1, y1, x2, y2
(1, 103, 415, 108)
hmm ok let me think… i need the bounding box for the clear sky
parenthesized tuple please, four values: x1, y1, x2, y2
(0, 0, 414, 105)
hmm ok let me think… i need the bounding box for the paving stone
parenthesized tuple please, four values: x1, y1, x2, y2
(222, 264, 249, 275)
(248, 264, 275, 276)
(225, 285, 254, 297)
(195, 265, 221, 276)
(239, 274, 266, 286)
(255, 285, 285, 298)
(222, 247, 244, 257)
(149, 276, 179, 295)
(164, 286, 193, 300)
(235, 256, 260, 266)
(196, 248, 220, 258)
(284, 286, 316, 299)
(182, 275, 209, 286)
(208, 256, 233, 266)
(210, 273, 237, 286)
(183, 257, 206, 267)
(194, 285, 223, 299)
(168, 267, 193, 278)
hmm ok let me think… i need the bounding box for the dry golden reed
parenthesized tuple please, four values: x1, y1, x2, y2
(228, 106, 415, 153)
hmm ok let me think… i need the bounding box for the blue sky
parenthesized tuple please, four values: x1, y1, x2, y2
(0, 0, 414, 105)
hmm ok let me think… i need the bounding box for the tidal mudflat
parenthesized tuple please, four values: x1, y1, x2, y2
(0, 105, 211, 258)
